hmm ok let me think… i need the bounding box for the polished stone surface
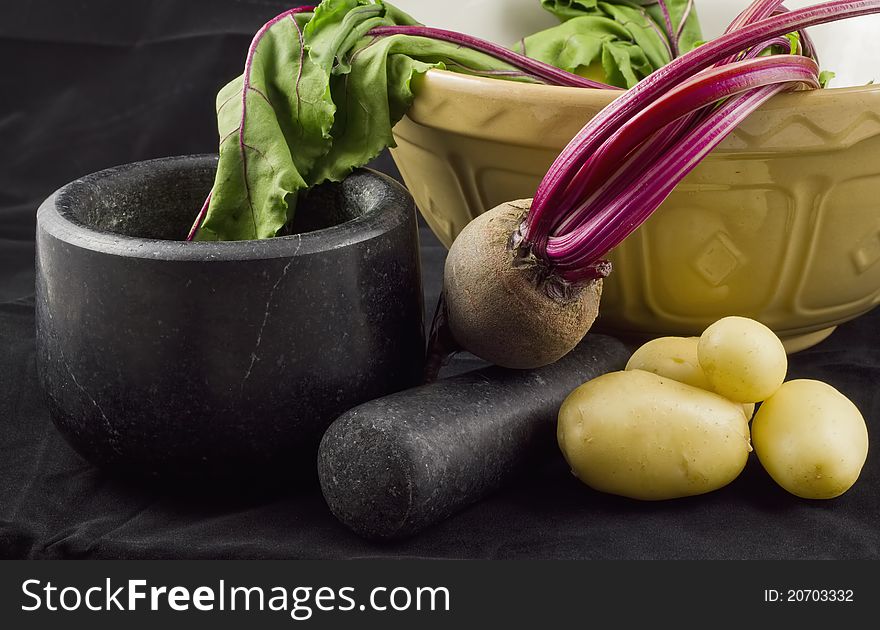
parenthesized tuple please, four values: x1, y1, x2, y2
(318, 334, 630, 540)
(35, 156, 425, 480)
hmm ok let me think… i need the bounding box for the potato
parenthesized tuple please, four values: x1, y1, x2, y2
(625, 336, 712, 390)
(752, 380, 868, 499)
(627, 336, 756, 418)
(697, 316, 787, 403)
(557, 370, 752, 500)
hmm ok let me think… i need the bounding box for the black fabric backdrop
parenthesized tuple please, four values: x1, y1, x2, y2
(1, 0, 879, 559)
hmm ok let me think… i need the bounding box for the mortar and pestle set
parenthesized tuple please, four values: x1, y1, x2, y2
(35, 155, 629, 539)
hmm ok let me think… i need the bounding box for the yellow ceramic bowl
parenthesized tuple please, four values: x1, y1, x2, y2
(391, 70, 880, 351)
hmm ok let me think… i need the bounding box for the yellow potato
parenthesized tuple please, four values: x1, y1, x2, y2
(557, 370, 752, 501)
(698, 316, 787, 403)
(627, 336, 755, 418)
(752, 380, 868, 499)
(626, 336, 712, 390)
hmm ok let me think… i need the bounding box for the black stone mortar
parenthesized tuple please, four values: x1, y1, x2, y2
(35, 155, 425, 481)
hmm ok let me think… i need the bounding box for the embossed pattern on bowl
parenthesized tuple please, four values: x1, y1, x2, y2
(391, 71, 880, 350)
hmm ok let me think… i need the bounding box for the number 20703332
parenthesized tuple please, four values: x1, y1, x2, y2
(764, 589, 854, 603)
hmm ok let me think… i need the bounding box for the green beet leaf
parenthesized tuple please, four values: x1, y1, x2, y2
(197, 0, 537, 241)
(312, 31, 541, 186)
(199, 10, 325, 241)
(819, 70, 836, 88)
(642, 1, 703, 55)
(527, 1, 703, 88)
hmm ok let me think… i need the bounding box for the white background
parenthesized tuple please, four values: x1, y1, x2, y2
(391, 0, 880, 86)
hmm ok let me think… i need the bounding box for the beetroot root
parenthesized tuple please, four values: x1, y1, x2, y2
(443, 200, 603, 369)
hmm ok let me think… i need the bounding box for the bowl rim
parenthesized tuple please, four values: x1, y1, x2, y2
(418, 67, 880, 106)
(37, 155, 414, 263)
(401, 69, 880, 151)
